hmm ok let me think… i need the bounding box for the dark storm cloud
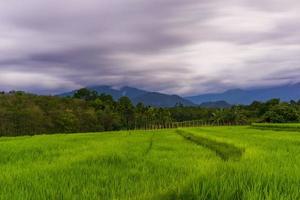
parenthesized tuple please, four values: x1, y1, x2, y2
(0, 0, 300, 95)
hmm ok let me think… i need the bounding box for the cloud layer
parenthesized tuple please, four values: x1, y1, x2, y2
(0, 0, 300, 95)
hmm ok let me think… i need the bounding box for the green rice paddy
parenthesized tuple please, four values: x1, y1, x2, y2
(0, 125, 299, 199)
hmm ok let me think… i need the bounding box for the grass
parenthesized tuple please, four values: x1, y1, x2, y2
(252, 123, 300, 132)
(0, 126, 299, 199)
(176, 129, 244, 161)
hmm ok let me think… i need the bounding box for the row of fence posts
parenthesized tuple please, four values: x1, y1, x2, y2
(0, 120, 250, 135)
(134, 120, 250, 130)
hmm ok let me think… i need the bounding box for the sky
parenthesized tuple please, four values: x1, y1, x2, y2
(0, 0, 300, 95)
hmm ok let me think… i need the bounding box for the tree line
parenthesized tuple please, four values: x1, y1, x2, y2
(169, 98, 300, 124)
(0, 89, 299, 136)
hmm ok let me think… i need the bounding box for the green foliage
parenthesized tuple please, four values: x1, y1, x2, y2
(0, 90, 173, 136)
(177, 129, 244, 161)
(252, 123, 300, 131)
(118, 96, 135, 129)
(73, 88, 98, 101)
(0, 88, 299, 137)
(169, 98, 300, 125)
(97, 107, 120, 131)
(262, 103, 300, 123)
(0, 127, 299, 199)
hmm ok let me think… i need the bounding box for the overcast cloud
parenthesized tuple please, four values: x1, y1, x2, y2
(0, 0, 300, 95)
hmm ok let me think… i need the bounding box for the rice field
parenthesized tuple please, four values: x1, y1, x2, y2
(252, 123, 300, 131)
(0, 125, 300, 199)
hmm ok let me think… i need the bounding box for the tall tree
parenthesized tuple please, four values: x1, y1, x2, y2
(117, 96, 135, 129)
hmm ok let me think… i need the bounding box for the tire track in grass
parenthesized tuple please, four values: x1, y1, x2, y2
(144, 132, 154, 156)
(176, 130, 244, 161)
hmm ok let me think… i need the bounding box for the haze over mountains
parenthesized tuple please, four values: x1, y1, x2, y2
(59, 83, 300, 107)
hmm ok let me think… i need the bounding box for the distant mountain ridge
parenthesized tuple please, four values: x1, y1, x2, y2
(59, 85, 146, 100)
(59, 83, 300, 107)
(187, 83, 300, 105)
(59, 85, 195, 107)
(132, 92, 194, 107)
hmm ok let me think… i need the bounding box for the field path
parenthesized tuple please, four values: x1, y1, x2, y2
(176, 129, 244, 161)
(144, 132, 154, 156)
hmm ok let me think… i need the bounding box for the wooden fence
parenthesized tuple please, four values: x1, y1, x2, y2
(0, 119, 250, 136)
(134, 120, 250, 130)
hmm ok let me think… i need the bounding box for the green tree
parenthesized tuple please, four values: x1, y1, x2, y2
(117, 96, 135, 129)
(97, 107, 120, 131)
(74, 88, 98, 101)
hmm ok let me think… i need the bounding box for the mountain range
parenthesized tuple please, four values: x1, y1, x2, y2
(186, 83, 300, 105)
(59, 83, 300, 107)
(59, 85, 195, 107)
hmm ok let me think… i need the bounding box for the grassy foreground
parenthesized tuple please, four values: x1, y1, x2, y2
(0, 126, 300, 199)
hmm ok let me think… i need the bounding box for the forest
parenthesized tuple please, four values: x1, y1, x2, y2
(0, 88, 299, 136)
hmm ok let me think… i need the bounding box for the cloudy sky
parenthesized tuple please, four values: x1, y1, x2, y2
(0, 0, 300, 95)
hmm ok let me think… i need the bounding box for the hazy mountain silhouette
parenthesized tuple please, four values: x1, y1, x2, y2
(59, 85, 195, 107)
(187, 83, 300, 105)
